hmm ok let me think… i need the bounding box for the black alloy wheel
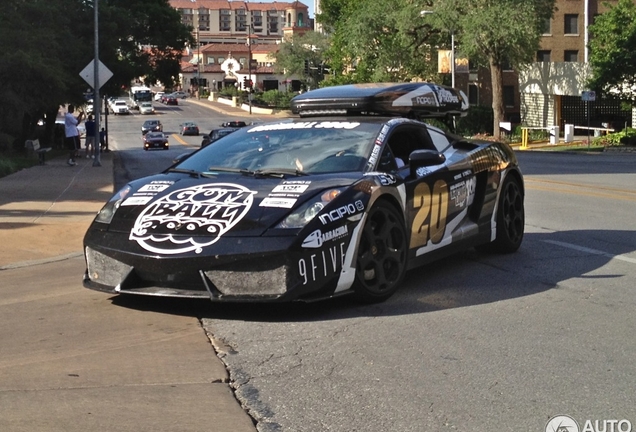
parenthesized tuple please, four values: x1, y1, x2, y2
(353, 201, 408, 303)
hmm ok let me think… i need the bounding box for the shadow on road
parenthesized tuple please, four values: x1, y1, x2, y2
(109, 228, 635, 322)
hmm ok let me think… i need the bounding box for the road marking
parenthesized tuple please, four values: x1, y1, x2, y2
(171, 133, 188, 145)
(543, 239, 636, 264)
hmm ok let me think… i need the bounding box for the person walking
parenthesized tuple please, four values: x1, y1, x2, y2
(64, 105, 84, 166)
(84, 114, 96, 158)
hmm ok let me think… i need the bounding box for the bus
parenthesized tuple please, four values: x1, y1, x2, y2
(129, 86, 152, 109)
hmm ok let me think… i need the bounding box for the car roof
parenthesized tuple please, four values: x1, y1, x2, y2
(290, 82, 468, 121)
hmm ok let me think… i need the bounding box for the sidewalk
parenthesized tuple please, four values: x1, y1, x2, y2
(0, 153, 115, 269)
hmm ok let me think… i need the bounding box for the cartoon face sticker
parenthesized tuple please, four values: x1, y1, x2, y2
(130, 183, 256, 254)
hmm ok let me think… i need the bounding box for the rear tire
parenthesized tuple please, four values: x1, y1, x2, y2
(486, 174, 524, 253)
(352, 201, 407, 303)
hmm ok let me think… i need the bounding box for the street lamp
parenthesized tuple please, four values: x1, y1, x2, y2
(420, 10, 455, 88)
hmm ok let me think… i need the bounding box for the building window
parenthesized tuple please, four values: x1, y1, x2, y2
(564, 14, 578, 35)
(541, 17, 551, 35)
(503, 86, 515, 108)
(239, 58, 246, 65)
(218, 57, 225, 64)
(536, 50, 551, 62)
(564, 50, 578, 62)
(298, 13, 304, 26)
(468, 84, 478, 106)
(207, 58, 215, 64)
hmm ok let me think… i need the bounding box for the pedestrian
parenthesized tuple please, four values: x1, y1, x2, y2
(99, 127, 108, 152)
(84, 114, 96, 158)
(64, 105, 84, 166)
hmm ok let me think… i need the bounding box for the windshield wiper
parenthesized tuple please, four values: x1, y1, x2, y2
(166, 168, 201, 178)
(241, 168, 308, 178)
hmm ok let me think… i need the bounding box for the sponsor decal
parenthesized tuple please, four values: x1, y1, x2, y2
(249, 121, 360, 133)
(272, 181, 311, 194)
(436, 87, 460, 104)
(365, 172, 397, 186)
(130, 183, 256, 255)
(376, 124, 390, 144)
(302, 226, 349, 248)
(298, 241, 347, 285)
(139, 183, 172, 193)
(367, 143, 383, 169)
(260, 197, 297, 208)
(121, 196, 153, 206)
(123, 181, 175, 206)
(318, 200, 365, 225)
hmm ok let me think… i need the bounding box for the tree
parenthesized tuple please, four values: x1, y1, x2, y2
(0, 0, 192, 146)
(588, 0, 636, 102)
(424, 0, 555, 138)
(318, 0, 443, 85)
(270, 31, 331, 89)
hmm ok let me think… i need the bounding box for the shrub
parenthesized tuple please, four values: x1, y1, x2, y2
(456, 106, 494, 136)
(592, 127, 636, 146)
(253, 90, 296, 109)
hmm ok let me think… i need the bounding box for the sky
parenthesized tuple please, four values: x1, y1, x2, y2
(248, 0, 315, 18)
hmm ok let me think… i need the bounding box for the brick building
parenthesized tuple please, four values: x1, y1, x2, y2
(169, 0, 311, 92)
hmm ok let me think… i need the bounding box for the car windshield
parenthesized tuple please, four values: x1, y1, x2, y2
(177, 120, 382, 174)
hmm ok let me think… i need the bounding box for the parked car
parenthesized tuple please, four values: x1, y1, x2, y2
(111, 100, 129, 115)
(180, 122, 199, 136)
(201, 127, 239, 147)
(139, 102, 155, 115)
(141, 119, 163, 135)
(82, 82, 525, 304)
(142, 131, 169, 150)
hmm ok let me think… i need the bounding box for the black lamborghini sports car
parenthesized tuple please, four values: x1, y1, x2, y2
(83, 82, 524, 303)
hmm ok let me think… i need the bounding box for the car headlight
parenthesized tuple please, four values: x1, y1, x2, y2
(277, 189, 342, 229)
(94, 185, 132, 224)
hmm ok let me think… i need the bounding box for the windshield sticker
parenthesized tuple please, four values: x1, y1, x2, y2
(249, 121, 360, 133)
(129, 183, 256, 255)
(302, 226, 349, 248)
(367, 143, 383, 170)
(260, 197, 297, 208)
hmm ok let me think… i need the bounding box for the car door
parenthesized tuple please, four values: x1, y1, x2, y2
(385, 124, 477, 261)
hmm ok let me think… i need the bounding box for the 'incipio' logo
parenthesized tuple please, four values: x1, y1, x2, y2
(318, 200, 364, 225)
(130, 183, 256, 254)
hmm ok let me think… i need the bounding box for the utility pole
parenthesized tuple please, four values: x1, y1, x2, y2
(92, 0, 101, 167)
(247, 23, 252, 115)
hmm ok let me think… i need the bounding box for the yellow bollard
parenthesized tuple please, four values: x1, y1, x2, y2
(521, 129, 528, 150)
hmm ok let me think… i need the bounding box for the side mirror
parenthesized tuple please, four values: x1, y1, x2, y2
(409, 150, 446, 177)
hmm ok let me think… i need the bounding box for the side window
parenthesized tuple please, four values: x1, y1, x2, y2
(386, 126, 435, 166)
(378, 146, 399, 172)
(425, 126, 452, 152)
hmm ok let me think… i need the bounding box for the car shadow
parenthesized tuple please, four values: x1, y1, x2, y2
(110, 228, 636, 322)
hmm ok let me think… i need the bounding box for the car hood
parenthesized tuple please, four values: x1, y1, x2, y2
(106, 172, 361, 238)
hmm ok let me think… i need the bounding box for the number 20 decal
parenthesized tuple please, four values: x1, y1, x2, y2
(410, 180, 449, 248)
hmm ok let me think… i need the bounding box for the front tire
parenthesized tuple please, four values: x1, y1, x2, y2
(353, 201, 408, 303)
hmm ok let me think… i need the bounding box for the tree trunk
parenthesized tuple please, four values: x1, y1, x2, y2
(489, 59, 504, 140)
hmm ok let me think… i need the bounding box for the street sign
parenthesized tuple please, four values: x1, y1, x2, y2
(581, 90, 596, 101)
(79, 59, 113, 89)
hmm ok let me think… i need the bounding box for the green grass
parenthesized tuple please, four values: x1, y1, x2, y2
(0, 148, 67, 178)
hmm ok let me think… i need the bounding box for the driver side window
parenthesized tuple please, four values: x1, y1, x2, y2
(386, 126, 435, 166)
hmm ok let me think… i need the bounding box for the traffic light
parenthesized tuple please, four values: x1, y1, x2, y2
(247, 79, 253, 90)
(303, 59, 310, 75)
(242, 77, 249, 90)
